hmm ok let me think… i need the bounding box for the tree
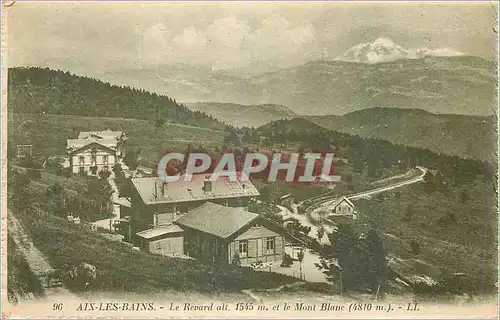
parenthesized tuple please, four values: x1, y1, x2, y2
(297, 249, 305, 280)
(155, 118, 165, 127)
(404, 204, 415, 221)
(9, 169, 30, 193)
(410, 240, 421, 255)
(316, 224, 390, 294)
(123, 149, 139, 171)
(352, 157, 365, 174)
(316, 226, 325, 242)
(284, 219, 311, 237)
(281, 253, 293, 267)
(460, 189, 469, 203)
(98, 170, 111, 180)
(365, 229, 389, 297)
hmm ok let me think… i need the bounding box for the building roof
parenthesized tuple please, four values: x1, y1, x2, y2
(330, 196, 355, 209)
(135, 224, 184, 239)
(67, 138, 117, 152)
(174, 202, 259, 239)
(78, 129, 124, 140)
(131, 173, 260, 205)
(235, 226, 279, 241)
(113, 197, 131, 208)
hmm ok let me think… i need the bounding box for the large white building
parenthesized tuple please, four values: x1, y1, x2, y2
(67, 130, 126, 175)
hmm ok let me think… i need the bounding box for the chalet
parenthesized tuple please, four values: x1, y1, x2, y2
(174, 202, 286, 265)
(279, 194, 293, 208)
(129, 174, 260, 243)
(328, 196, 357, 220)
(67, 130, 125, 175)
(77, 129, 126, 157)
(67, 140, 117, 175)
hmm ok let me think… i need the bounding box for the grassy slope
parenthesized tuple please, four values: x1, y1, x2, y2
(354, 179, 497, 291)
(15, 211, 297, 294)
(8, 113, 226, 164)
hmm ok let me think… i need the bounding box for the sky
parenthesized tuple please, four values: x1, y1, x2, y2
(6, 1, 498, 75)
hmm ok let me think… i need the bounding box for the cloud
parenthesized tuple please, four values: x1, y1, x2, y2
(7, 2, 492, 73)
(238, 14, 317, 66)
(206, 17, 250, 49)
(136, 14, 316, 69)
(172, 26, 208, 48)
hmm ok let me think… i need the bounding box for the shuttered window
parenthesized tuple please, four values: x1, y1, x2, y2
(238, 241, 248, 257)
(266, 237, 275, 254)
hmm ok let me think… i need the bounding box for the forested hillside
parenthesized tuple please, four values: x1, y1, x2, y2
(7, 67, 225, 130)
(254, 118, 492, 182)
(304, 107, 496, 162)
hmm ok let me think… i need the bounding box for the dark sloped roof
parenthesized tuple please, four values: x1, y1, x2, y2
(174, 202, 258, 239)
(67, 140, 117, 155)
(330, 196, 355, 209)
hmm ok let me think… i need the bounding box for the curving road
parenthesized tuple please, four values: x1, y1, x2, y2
(302, 166, 427, 213)
(303, 166, 427, 228)
(344, 166, 427, 201)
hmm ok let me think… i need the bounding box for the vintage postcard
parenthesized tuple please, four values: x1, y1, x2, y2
(1, 1, 499, 319)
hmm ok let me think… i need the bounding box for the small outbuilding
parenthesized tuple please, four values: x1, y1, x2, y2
(135, 224, 184, 255)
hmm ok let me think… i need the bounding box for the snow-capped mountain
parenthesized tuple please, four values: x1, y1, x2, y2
(335, 37, 463, 64)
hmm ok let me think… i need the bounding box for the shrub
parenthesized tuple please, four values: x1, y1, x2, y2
(231, 253, 241, 266)
(27, 168, 42, 180)
(281, 253, 293, 267)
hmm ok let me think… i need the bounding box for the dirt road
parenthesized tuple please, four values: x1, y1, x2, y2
(7, 211, 78, 302)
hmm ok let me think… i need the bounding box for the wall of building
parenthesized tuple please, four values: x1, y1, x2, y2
(182, 228, 229, 263)
(228, 228, 284, 265)
(332, 201, 354, 215)
(148, 236, 184, 255)
(71, 149, 116, 174)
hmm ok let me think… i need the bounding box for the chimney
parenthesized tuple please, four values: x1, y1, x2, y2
(203, 175, 212, 192)
(161, 182, 167, 197)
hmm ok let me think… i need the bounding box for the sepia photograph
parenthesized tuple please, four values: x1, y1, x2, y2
(1, 1, 499, 319)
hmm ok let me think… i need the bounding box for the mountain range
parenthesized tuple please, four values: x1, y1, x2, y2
(101, 55, 495, 117)
(182, 101, 494, 161)
(184, 102, 297, 128)
(8, 67, 495, 162)
(303, 107, 495, 162)
(334, 37, 464, 64)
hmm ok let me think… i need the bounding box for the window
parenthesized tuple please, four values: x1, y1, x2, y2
(238, 241, 248, 257)
(266, 237, 275, 254)
(102, 155, 108, 164)
(79, 156, 85, 165)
